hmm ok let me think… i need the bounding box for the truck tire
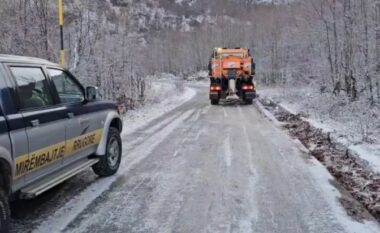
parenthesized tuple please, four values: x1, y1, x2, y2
(92, 127, 122, 177)
(211, 99, 219, 105)
(0, 189, 10, 233)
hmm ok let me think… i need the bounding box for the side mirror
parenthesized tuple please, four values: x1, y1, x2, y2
(86, 86, 98, 101)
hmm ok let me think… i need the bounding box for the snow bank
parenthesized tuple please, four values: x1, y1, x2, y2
(184, 70, 209, 82)
(350, 145, 380, 175)
(260, 87, 380, 175)
(308, 157, 380, 233)
(122, 82, 196, 135)
(258, 96, 380, 226)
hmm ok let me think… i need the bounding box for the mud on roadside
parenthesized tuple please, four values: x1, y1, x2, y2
(258, 97, 380, 223)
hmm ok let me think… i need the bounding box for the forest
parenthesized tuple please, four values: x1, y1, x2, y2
(0, 0, 379, 106)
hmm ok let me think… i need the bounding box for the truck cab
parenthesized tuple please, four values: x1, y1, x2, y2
(0, 55, 123, 233)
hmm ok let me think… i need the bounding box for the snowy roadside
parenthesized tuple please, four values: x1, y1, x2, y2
(120, 71, 204, 136)
(122, 82, 196, 135)
(257, 88, 380, 222)
(259, 87, 380, 175)
(33, 81, 196, 233)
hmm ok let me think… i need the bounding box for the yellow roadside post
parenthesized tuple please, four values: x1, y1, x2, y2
(58, 0, 65, 67)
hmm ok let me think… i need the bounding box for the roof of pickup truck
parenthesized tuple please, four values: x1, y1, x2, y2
(0, 54, 59, 66)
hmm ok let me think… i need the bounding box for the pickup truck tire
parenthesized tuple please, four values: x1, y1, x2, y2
(211, 100, 219, 105)
(0, 189, 10, 233)
(92, 127, 122, 177)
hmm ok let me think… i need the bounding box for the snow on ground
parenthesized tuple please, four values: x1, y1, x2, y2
(350, 145, 380, 176)
(259, 87, 380, 174)
(184, 70, 209, 82)
(33, 81, 196, 233)
(30, 80, 380, 233)
(43, 86, 380, 233)
(122, 81, 196, 135)
(256, 95, 380, 230)
(307, 155, 380, 233)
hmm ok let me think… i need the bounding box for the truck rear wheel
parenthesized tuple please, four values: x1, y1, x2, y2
(0, 189, 10, 233)
(211, 99, 219, 105)
(92, 127, 122, 177)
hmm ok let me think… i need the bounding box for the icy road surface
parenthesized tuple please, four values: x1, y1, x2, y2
(13, 84, 380, 233)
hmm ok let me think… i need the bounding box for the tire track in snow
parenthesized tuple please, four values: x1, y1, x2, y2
(223, 131, 232, 167)
(32, 109, 195, 233)
(66, 106, 206, 233)
(172, 108, 203, 157)
(237, 105, 258, 231)
(125, 112, 183, 150)
(142, 111, 183, 135)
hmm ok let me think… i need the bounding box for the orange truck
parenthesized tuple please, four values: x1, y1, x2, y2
(208, 48, 256, 105)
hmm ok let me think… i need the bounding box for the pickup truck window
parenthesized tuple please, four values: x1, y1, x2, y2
(48, 69, 85, 104)
(10, 67, 54, 109)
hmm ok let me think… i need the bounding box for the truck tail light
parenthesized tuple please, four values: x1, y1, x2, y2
(242, 85, 254, 91)
(210, 86, 222, 91)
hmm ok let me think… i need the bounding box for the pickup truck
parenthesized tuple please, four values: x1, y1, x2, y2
(0, 55, 123, 233)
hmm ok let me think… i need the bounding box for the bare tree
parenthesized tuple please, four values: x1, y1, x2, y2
(360, 0, 373, 103)
(376, 0, 380, 101)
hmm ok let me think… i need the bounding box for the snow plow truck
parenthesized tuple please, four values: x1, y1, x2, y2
(208, 48, 256, 105)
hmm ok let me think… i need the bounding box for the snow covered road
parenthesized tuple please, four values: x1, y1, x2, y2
(12, 84, 380, 233)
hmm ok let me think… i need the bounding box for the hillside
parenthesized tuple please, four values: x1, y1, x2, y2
(0, 0, 378, 106)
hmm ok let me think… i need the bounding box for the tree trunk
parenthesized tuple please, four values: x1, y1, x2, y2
(376, 0, 380, 101)
(343, 0, 352, 97)
(360, 0, 372, 103)
(332, 0, 340, 95)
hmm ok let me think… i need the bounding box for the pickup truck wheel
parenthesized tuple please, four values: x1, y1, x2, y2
(0, 189, 10, 233)
(211, 99, 219, 105)
(92, 127, 122, 177)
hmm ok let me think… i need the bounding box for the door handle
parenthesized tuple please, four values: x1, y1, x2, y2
(30, 119, 40, 127)
(67, 112, 74, 119)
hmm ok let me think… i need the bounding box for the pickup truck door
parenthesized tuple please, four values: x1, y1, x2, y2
(0, 65, 28, 191)
(8, 66, 66, 183)
(0, 106, 19, 188)
(46, 68, 103, 166)
(4, 112, 29, 191)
